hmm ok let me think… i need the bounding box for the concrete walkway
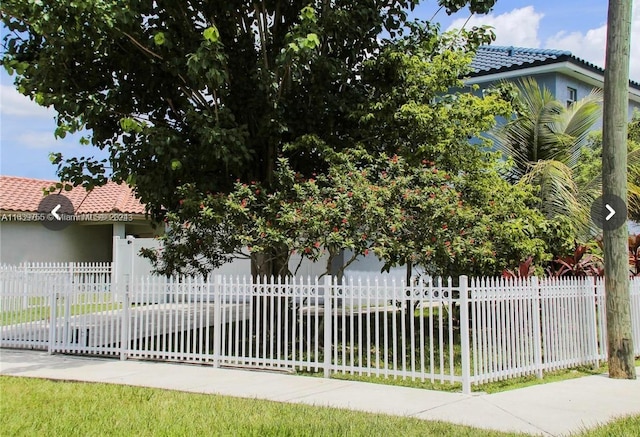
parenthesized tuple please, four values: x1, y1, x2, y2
(1, 349, 639, 436)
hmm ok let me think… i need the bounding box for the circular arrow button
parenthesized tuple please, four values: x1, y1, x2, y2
(38, 194, 74, 231)
(590, 194, 627, 231)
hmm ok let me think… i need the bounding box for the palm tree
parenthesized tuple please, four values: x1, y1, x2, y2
(491, 77, 606, 237)
(497, 78, 602, 177)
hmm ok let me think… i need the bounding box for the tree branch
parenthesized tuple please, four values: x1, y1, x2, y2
(336, 252, 364, 279)
(117, 29, 163, 60)
(254, 3, 269, 71)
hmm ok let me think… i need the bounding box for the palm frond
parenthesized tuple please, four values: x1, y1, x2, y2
(490, 77, 604, 237)
(578, 147, 640, 219)
(491, 77, 601, 178)
(562, 89, 603, 164)
(519, 160, 578, 215)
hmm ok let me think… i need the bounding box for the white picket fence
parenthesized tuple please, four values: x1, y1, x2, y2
(1, 262, 640, 393)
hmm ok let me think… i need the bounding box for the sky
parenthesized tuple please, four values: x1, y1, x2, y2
(1, 1, 638, 181)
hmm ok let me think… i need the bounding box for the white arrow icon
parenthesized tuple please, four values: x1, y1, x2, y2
(605, 204, 616, 221)
(51, 204, 61, 221)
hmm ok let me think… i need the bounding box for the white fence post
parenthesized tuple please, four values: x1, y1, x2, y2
(62, 263, 73, 350)
(213, 275, 222, 368)
(531, 276, 543, 378)
(48, 282, 57, 354)
(120, 276, 130, 361)
(323, 275, 332, 378)
(459, 275, 471, 394)
(586, 276, 600, 366)
(596, 277, 608, 359)
(22, 263, 28, 310)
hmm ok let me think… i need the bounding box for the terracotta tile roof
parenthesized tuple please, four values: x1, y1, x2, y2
(0, 175, 146, 215)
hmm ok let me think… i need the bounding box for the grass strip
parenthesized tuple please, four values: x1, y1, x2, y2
(2, 376, 639, 437)
(0, 376, 521, 437)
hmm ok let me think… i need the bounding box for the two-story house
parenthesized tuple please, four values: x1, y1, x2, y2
(468, 45, 640, 122)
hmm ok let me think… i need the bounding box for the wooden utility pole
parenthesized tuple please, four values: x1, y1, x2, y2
(603, 0, 636, 379)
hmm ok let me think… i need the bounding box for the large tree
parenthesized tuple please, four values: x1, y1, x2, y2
(146, 40, 569, 279)
(1, 0, 500, 275)
(1, 0, 495, 203)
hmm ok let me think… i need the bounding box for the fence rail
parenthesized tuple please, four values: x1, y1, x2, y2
(2, 262, 639, 393)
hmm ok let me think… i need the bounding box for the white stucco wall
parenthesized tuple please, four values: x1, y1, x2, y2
(0, 221, 112, 264)
(342, 249, 409, 280)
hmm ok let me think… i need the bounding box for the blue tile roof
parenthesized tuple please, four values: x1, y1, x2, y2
(470, 45, 640, 90)
(471, 46, 572, 74)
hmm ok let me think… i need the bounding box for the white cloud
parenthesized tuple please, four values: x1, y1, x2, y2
(16, 131, 59, 150)
(446, 4, 639, 82)
(545, 4, 640, 82)
(545, 27, 606, 69)
(0, 85, 55, 118)
(447, 6, 544, 47)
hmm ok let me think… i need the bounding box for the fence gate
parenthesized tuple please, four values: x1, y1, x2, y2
(49, 266, 120, 357)
(215, 276, 317, 371)
(0, 263, 117, 355)
(0, 264, 60, 350)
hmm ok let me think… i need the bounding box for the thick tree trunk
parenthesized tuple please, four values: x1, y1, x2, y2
(603, 0, 636, 379)
(404, 261, 413, 334)
(250, 250, 289, 279)
(249, 246, 291, 358)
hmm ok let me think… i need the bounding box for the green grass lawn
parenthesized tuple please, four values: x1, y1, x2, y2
(0, 376, 521, 437)
(325, 358, 640, 394)
(1, 376, 638, 437)
(473, 359, 640, 394)
(577, 415, 640, 437)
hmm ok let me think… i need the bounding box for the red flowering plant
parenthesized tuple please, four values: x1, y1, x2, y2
(256, 147, 554, 278)
(147, 145, 558, 279)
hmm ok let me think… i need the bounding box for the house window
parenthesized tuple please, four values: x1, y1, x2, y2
(567, 87, 577, 107)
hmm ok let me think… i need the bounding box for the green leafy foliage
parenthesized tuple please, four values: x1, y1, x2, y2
(491, 77, 603, 240)
(574, 112, 640, 222)
(154, 147, 556, 278)
(1, 1, 498, 216)
(153, 32, 165, 46)
(440, 0, 497, 14)
(3, 0, 552, 277)
(202, 26, 219, 43)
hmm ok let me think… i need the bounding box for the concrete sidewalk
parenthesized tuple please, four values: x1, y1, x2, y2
(1, 349, 639, 436)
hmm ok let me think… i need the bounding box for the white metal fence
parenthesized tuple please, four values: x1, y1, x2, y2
(0, 263, 114, 353)
(2, 262, 639, 393)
